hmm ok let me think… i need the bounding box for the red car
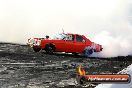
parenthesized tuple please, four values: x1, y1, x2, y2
(27, 33, 103, 57)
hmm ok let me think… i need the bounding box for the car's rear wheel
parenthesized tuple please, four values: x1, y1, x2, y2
(33, 47, 41, 52)
(84, 46, 93, 57)
(45, 44, 54, 54)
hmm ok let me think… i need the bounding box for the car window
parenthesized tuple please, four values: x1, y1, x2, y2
(53, 33, 66, 40)
(65, 34, 74, 41)
(76, 35, 85, 42)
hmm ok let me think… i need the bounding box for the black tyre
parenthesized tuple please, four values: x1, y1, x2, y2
(45, 44, 54, 54)
(84, 46, 94, 57)
(33, 47, 41, 52)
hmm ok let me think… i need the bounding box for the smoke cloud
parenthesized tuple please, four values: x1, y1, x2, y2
(0, 0, 132, 57)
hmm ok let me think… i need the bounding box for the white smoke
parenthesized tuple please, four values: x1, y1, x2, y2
(91, 15, 132, 57)
(92, 30, 132, 57)
(0, 0, 132, 57)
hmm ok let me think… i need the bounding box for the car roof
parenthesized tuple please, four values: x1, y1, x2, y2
(65, 33, 83, 36)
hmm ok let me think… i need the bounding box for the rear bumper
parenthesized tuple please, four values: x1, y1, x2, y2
(92, 43, 103, 52)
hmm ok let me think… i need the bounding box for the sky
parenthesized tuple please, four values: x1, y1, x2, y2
(0, 0, 132, 57)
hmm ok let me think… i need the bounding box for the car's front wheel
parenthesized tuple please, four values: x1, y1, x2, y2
(45, 44, 54, 54)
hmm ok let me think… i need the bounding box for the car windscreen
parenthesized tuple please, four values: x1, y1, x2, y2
(53, 33, 66, 40)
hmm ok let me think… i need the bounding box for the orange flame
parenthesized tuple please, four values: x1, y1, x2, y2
(77, 65, 86, 76)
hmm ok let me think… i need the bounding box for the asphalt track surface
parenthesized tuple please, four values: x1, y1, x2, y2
(0, 43, 131, 88)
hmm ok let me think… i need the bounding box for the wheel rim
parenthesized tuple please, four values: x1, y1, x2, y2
(48, 47, 53, 53)
(45, 45, 54, 54)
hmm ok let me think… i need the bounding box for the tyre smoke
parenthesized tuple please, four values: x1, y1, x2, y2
(0, 0, 131, 57)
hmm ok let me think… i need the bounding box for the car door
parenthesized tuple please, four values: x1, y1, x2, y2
(74, 35, 86, 53)
(64, 34, 75, 52)
(53, 40, 66, 52)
